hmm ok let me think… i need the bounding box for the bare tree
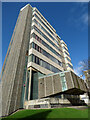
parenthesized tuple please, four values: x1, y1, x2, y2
(79, 59, 90, 76)
(80, 59, 90, 99)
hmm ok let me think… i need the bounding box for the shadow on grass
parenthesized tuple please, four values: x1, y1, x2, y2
(22, 110, 52, 120)
(2, 110, 52, 120)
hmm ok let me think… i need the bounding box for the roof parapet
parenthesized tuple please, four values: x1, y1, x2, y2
(20, 4, 32, 11)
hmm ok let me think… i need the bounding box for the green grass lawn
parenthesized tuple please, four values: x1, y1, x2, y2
(2, 108, 89, 120)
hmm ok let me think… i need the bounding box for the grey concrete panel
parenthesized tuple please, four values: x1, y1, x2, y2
(81, 79, 88, 92)
(71, 72, 78, 88)
(53, 74, 62, 94)
(45, 76, 53, 96)
(65, 72, 73, 89)
(38, 78, 45, 98)
(38, 71, 88, 98)
(77, 77, 84, 91)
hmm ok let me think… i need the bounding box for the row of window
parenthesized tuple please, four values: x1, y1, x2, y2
(32, 25, 61, 52)
(33, 9, 55, 33)
(67, 63, 73, 69)
(65, 57, 71, 63)
(31, 33, 62, 58)
(64, 51, 70, 57)
(33, 14, 54, 36)
(33, 15, 59, 46)
(30, 42, 62, 66)
(28, 54, 61, 73)
(63, 46, 68, 52)
(33, 19, 58, 45)
(61, 42, 67, 47)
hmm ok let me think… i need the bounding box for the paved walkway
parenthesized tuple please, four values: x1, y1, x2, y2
(66, 106, 88, 110)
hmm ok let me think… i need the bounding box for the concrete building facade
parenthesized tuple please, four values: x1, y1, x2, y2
(38, 71, 87, 99)
(2, 4, 86, 116)
(2, 4, 32, 116)
(24, 71, 88, 109)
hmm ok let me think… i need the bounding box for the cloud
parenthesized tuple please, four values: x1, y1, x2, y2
(74, 61, 85, 75)
(79, 60, 88, 69)
(74, 65, 83, 76)
(74, 60, 88, 79)
(81, 13, 88, 25)
(68, 2, 88, 30)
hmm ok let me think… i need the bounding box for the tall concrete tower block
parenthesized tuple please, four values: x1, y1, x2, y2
(2, 3, 75, 116)
(2, 4, 32, 116)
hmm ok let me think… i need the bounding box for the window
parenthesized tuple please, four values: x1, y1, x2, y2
(63, 46, 68, 51)
(38, 47, 41, 52)
(30, 42, 62, 67)
(28, 55, 32, 62)
(32, 42, 35, 48)
(35, 44, 38, 51)
(32, 25, 60, 52)
(67, 63, 73, 69)
(29, 43, 32, 49)
(40, 59, 43, 66)
(61, 76, 67, 91)
(46, 62, 50, 70)
(34, 14, 54, 35)
(34, 9, 55, 33)
(64, 51, 70, 57)
(29, 54, 61, 73)
(65, 57, 71, 62)
(36, 57, 39, 64)
(32, 55, 35, 62)
(31, 33, 62, 58)
(58, 61, 62, 66)
(33, 18, 58, 45)
(35, 35, 38, 40)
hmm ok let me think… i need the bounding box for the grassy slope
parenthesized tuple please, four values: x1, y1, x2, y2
(2, 108, 88, 119)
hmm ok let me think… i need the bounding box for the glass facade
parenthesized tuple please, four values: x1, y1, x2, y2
(28, 54, 61, 73)
(32, 18, 58, 45)
(30, 71, 38, 100)
(63, 46, 68, 51)
(30, 42, 62, 66)
(33, 9, 55, 33)
(67, 63, 73, 69)
(64, 51, 70, 57)
(31, 33, 62, 58)
(33, 14, 54, 35)
(29, 71, 44, 100)
(60, 73, 67, 91)
(61, 42, 67, 47)
(32, 25, 61, 52)
(65, 57, 71, 63)
(61, 77, 67, 91)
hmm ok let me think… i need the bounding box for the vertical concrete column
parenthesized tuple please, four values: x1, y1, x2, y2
(28, 67, 32, 100)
